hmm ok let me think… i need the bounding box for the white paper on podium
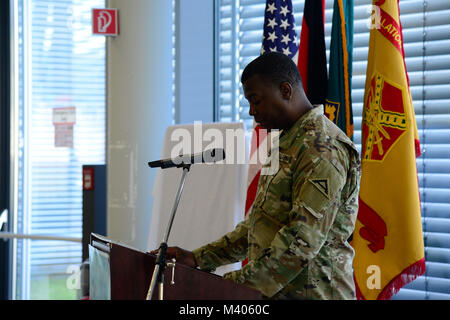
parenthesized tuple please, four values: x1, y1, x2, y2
(147, 122, 250, 275)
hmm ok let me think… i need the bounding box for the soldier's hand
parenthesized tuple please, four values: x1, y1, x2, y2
(149, 246, 197, 268)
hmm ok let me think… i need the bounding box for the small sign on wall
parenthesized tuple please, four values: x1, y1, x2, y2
(53, 107, 76, 148)
(92, 8, 119, 36)
(83, 167, 95, 191)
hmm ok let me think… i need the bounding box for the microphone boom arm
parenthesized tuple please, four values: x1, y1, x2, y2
(146, 163, 191, 300)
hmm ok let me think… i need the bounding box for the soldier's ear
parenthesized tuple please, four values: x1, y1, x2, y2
(280, 82, 292, 100)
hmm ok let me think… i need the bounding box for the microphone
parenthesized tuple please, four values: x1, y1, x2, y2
(148, 148, 226, 169)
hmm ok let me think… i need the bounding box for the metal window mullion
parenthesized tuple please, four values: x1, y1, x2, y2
(231, 0, 240, 122)
(213, 0, 220, 122)
(21, 0, 32, 301)
(0, 232, 81, 243)
(8, 0, 19, 302)
(421, 0, 429, 300)
(172, 0, 178, 124)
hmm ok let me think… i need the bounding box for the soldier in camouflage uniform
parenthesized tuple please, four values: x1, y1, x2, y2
(155, 52, 361, 300)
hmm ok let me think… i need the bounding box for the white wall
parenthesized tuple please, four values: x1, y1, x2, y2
(107, 0, 174, 250)
(106, 0, 215, 251)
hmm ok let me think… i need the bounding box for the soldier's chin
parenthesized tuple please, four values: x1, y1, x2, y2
(257, 121, 268, 129)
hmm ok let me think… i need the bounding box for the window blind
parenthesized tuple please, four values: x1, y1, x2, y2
(216, 0, 450, 299)
(16, 0, 106, 298)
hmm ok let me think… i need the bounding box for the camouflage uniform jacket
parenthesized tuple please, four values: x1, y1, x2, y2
(192, 105, 361, 300)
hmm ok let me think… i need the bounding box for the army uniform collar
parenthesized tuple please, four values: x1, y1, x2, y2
(278, 104, 323, 150)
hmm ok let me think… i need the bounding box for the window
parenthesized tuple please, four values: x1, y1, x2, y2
(216, 0, 450, 299)
(12, 0, 106, 299)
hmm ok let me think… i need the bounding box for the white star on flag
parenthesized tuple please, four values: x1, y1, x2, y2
(281, 34, 291, 45)
(266, 2, 277, 14)
(267, 18, 278, 29)
(260, 0, 298, 61)
(267, 31, 278, 42)
(280, 18, 290, 30)
(282, 46, 292, 55)
(280, 5, 290, 17)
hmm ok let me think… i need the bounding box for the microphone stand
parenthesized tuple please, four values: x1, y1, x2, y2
(146, 163, 191, 300)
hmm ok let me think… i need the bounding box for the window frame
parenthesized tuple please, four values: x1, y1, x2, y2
(215, 0, 450, 300)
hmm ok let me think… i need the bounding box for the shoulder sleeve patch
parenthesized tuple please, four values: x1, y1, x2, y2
(308, 178, 330, 199)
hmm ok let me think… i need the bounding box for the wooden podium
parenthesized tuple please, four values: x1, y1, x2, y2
(89, 233, 262, 300)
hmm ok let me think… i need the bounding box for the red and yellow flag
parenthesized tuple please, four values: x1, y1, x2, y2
(351, 0, 425, 300)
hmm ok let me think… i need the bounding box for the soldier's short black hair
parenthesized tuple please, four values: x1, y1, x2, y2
(241, 52, 302, 88)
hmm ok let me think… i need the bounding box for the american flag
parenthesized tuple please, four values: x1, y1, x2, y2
(261, 0, 299, 60)
(244, 0, 299, 241)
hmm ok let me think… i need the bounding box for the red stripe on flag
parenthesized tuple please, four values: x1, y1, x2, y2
(377, 258, 425, 300)
(297, 0, 327, 104)
(245, 171, 261, 215)
(297, 0, 325, 91)
(249, 125, 267, 158)
(243, 125, 266, 267)
(396, 0, 421, 158)
(297, 22, 309, 93)
(415, 139, 421, 158)
(377, 8, 403, 54)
